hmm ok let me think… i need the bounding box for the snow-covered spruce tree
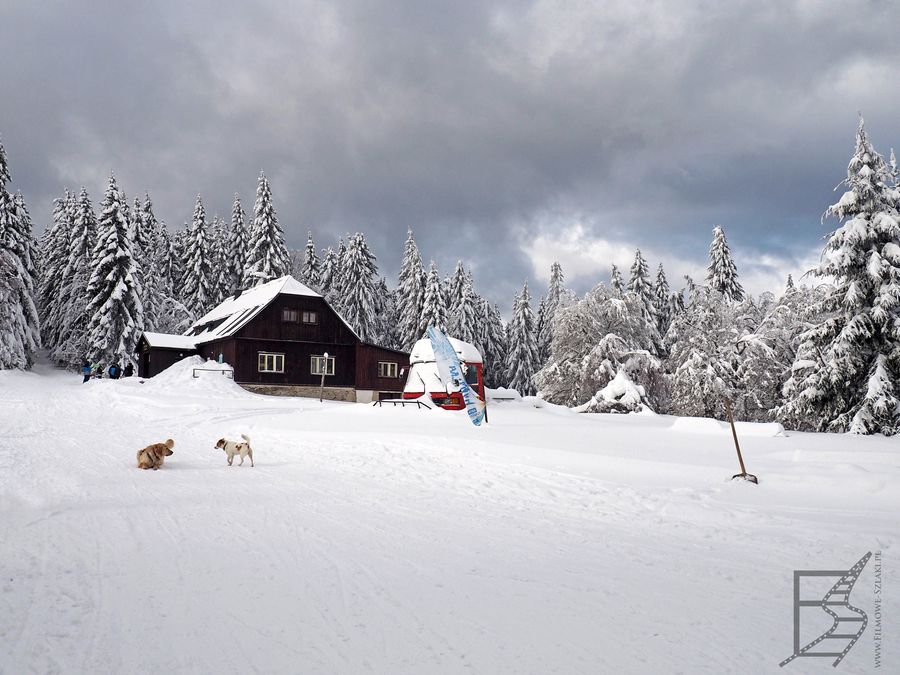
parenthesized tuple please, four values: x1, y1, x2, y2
(374, 277, 402, 349)
(628, 249, 656, 321)
(335, 237, 347, 285)
(447, 260, 467, 318)
(127, 195, 154, 330)
(480, 300, 508, 388)
(289, 247, 303, 280)
(419, 261, 447, 333)
(170, 225, 190, 294)
(130, 196, 149, 256)
(474, 298, 503, 387)
(137, 194, 162, 330)
(182, 195, 214, 315)
(0, 152, 41, 369)
(83, 174, 143, 367)
(653, 262, 671, 336)
(396, 228, 426, 349)
(731, 284, 824, 422)
(610, 264, 625, 296)
(534, 283, 663, 408)
(447, 271, 478, 344)
(628, 249, 663, 355)
(504, 282, 539, 396)
(50, 187, 98, 366)
(221, 193, 248, 295)
(141, 195, 192, 333)
(319, 246, 338, 295)
(535, 295, 548, 361)
(537, 261, 571, 363)
(39, 190, 75, 350)
(706, 225, 744, 302)
(13, 191, 39, 292)
(665, 285, 741, 418)
(300, 231, 321, 289)
(243, 172, 291, 288)
(668, 288, 685, 320)
(340, 233, 379, 341)
(888, 148, 900, 210)
(325, 237, 349, 310)
(0, 251, 34, 369)
(779, 118, 900, 434)
(209, 215, 229, 306)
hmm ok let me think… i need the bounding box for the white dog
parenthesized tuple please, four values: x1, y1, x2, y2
(214, 434, 254, 467)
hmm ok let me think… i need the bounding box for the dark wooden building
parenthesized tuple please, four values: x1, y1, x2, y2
(136, 276, 408, 402)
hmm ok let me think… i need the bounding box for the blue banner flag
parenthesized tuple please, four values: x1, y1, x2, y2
(426, 326, 486, 426)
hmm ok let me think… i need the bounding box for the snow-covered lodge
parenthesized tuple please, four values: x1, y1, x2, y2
(136, 276, 409, 402)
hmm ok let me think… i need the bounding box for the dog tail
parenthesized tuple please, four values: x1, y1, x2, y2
(241, 433, 251, 444)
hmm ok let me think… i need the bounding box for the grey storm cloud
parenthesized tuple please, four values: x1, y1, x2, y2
(2, 0, 900, 307)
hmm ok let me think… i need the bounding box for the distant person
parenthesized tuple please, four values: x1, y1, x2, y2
(93, 363, 103, 379)
(108, 363, 120, 380)
(81, 361, 91, 383)
(123, 363, 134, 377)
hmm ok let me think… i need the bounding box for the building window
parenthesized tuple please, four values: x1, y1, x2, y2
(282, 308, 299, 323)
(311, 355, 335, 376)
(258, 352, 285, 373)
(302, 311, 318, 324)
(378, 361, 399, 378)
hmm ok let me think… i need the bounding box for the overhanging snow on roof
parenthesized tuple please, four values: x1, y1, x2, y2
(141, 332, 198, 350)
(410, 336, 482, 364)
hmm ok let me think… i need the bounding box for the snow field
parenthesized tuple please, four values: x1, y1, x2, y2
(1, 360, 898, 674)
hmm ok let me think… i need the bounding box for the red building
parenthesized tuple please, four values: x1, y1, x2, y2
(136, 276, 408, 402)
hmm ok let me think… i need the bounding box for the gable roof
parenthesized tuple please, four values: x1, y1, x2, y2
(184, 275, 359, 345)
(185, 275, 319, 344)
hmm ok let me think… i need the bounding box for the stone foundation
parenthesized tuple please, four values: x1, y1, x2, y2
(239, 384, 358, 402)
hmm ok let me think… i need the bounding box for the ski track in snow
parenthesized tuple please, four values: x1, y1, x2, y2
(1, 363, 898, 674)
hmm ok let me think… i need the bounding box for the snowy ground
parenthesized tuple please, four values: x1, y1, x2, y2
(1, 358, 897, 674)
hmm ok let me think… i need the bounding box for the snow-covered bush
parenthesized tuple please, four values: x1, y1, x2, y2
(575, 359, 657, 414)
(535, 283, 663, 408)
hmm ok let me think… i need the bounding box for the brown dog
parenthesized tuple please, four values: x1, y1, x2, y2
(137, 439, 175, 470)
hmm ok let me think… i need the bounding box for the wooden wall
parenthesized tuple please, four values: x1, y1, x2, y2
(239, 295, 357, 345)
(200, 338, 357, 387)
(137, 337, 199, 377)
(356, 344, 409, 392)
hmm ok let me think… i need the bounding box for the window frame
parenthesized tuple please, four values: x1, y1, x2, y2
(258, 352, 285, 373)
(281, 308, 300, 323)
(301, 310, 318, 325)
(310, 354, 335, 376)
(378, 361, 399, 378)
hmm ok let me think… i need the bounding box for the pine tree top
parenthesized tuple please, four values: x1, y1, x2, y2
(0, 138, 10, 187)
(826, 117, 893, 222)
(706, 225, 744, 302)
(611, 264, 624, 293)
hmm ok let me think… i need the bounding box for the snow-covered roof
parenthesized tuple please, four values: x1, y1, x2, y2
(186, 276, 321, 345)
(410, 336, 483, 364)
(141, 332, 199, 350)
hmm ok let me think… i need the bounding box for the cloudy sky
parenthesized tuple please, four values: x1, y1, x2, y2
(2, 0, 899, 308)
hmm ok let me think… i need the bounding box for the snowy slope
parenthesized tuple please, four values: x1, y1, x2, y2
(1, 359, 897, 674)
